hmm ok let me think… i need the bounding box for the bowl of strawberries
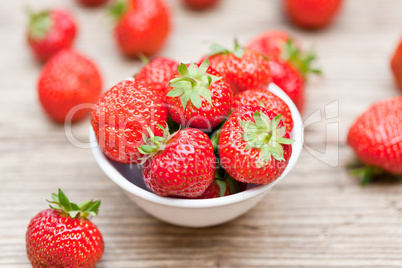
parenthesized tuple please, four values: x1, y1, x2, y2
(90, 53, 303, 227)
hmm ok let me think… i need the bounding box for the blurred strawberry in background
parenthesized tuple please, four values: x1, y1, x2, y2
(247, 31, 292, 59)
(247, 31, 320, 114)
(38, 49, 102, 123)
(26, 9, 77, 62)
(134, 57, 179, 98)
(391, 38, 402, 91)
(76, 0, 109, 7)
(284, 0, 342, 30)
(110, 0, 171, 58)
(181, 0, 220, 10)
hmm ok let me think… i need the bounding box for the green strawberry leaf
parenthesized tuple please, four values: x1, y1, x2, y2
(166, 86, 184, 97)
(197, 58, 210, 77)
(58, 189, 72, 212)
(209, 44, 230, 56)
(198, 87, 213, 107)
(177, 63, 189, 77)
(190, 89, 201, 109)
(216, 179, 227, 197)
(277, 137, 295, 144)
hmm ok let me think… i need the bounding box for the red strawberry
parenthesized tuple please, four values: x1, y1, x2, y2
(219, 105, 294, 184)
(26, 189, 104, 268)
(347, 97, 402, 185)
(284, 0, 342, 29)
(38, 49, 102, 123)
(233, 88, 294, 132)
(165, 59, 233, 130)
(91, 80, 168, 164)
(247, 30, 292, 60)
(135, 57, 179, 97)
(27, 9, 77, 61)
(181, 0, 220, 10)
(139, 126, 215, 198)
(197, 170, 243, 199)
(268, 58, 305, 113)
(111, 0, 171, 58)
(391, 38, 402, 91)
(207, 41, 271, 95)
(77, 0, 108, 7)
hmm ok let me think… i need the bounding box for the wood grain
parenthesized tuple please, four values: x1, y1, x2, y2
(1, 0, 402, 267)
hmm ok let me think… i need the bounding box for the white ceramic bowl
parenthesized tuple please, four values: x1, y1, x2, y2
(90, 83, 304, 228)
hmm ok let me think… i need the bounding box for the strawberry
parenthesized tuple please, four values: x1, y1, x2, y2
(38, 49, 102, 123)
(207, 41, 271, 95)
(347, 97, 402, 185)
(247, 31, 320, 113)
(247, 30, 292, 60)
(165, 59, 233, 130)
(135, 57, 179, 98)
(268, 58, 305, 113)
(197, 169, 242, 199)
(26, 189, 104, 268)
(27, 9, 77, 61)
(91, 80, 168, 164)
(110, 0, 171, 58)
(76, 0, 109, 7)
(284, 0, 342, 29)
(181, 0, 220, 10)
(391, 38, 402, 91)
(219, 105, 294, 184)
(139, 125, 216, 198)
(233, 88, 294, 132)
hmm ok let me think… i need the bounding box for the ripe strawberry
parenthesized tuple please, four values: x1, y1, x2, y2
(135, 57, 179, 98)
(207, 41, 271, 95)
(284, 0, 342, 29)
(27, 9, 77, 61)
(219, 105, 294, 184)
(181, 0, 220, 10)
(76, 0, 109, 7)
(247, 30, 292, 60)
(268, 58, 305, 113)
(111, 0, 171, 58)
(347, 97, 402, 185)
(165, 59, 233, 130)
(139, 126, 215, 198)
(38, 49, 102, 123)
(91, 80, 168, 164)
(233, 88, 294, 132)
(26, 189, 104, 268)
(391, 38, 402, 91)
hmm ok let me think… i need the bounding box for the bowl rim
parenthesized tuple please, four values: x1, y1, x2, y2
(90, 82, 304, 209)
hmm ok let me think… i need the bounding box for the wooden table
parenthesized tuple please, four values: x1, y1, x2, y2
(2, 0, 402, 267)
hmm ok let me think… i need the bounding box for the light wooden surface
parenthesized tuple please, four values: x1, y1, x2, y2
(1, 0, 402, 267)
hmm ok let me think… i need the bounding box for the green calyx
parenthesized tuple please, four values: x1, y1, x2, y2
(214, 169, 240, 197)
(27, 9, 53, 40)
(281, 39, 322, 79)
(239, 112, 294, 168)
(47, 189, 100, 219)
(167, 58, 222, 110)
(138, 123, 178, 164)
(209, 39, 245, 59)
(109, 0, 127, 20)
